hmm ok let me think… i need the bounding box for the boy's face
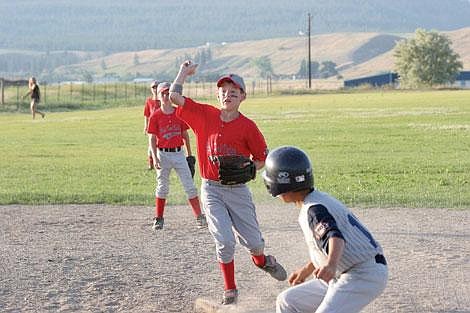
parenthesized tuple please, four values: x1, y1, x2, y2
(158, 90, 170, 103)
(151, 84, 158, 95)
(278, 192, 295, 203)
(277, 191, 305, 208)
(217, 81, 246, 111)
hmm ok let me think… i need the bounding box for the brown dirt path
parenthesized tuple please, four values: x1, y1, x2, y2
(1, 204, 469, 313)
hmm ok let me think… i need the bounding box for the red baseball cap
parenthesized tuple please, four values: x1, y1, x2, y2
(217, 74, 246, 93)
(157, 82, 171, 94)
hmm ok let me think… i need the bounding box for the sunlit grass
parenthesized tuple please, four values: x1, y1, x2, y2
(0, 90, 469, 208)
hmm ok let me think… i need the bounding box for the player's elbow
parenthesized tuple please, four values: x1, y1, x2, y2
(169, 92, 184, 106)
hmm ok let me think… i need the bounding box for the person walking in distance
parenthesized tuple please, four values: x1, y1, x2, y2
(147, 82, 206, 230)
(23, 77, 44, 119)
(169, 61, 287, 305)
(143, 80, 160, 170)
(262, 146, 388, 313)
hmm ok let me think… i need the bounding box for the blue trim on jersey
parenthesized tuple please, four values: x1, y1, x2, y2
(308, 204, 345, 253)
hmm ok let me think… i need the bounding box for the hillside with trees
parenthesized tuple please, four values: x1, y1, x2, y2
(45, 28, 470, 82)
(2, 0, 469, 82)
(340, 28, 470, 78)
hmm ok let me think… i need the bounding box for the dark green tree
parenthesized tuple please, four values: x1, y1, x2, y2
(250, 56, 274, 78)
(297, 59, 320, 78)
(82, 71, 93, 83)
(319, 61, 338, 78)
(206, 48, 212, 62)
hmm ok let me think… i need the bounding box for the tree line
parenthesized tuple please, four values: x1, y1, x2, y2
(249, 56, 340, 80)
(2, 0, 470, 52)
(0, 51, 100, 80)
(1, 28, 463, 88)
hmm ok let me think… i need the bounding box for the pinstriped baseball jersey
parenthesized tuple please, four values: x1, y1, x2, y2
(299, 189, 384, 275)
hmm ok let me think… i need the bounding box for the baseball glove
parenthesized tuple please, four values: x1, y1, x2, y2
(186, 155, 196, 178)
(216, 155, 256, 185)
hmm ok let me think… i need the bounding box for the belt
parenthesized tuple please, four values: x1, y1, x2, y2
(204, 179, 245, 187)
(375, 254, 387, 265)
(158, 147, 182, 152)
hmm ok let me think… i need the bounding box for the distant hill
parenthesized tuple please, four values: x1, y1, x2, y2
(1, 0, 470, 52)
(50, 28, 470, 81)
(341, 28, 470, 78)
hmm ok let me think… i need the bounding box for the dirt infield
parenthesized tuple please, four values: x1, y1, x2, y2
(1, 204, 469, 313)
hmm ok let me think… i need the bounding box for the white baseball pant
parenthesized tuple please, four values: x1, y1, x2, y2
(155, 149, 197, 199)
(276, 258, 388, 313)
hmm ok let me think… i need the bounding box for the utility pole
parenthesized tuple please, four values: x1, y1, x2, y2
(307, 12, 312, 89)
(0, 78, 4, 105)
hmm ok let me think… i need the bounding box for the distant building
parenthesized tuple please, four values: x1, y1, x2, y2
(133, 78, 154, 83)
(345, 71, 470, 89)
(344, 72, 398, 88)
(453, 71, 470, 88)
(1, 78, 28, 87)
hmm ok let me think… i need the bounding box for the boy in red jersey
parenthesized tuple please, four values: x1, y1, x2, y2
(143, 80, 160, 170)
(169, 61, 287, 305)
(147, 82, 206, 230)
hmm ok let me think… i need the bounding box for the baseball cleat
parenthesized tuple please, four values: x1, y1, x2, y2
(259, 255, 287, 281)
(221, 288, 238, 305)
(152, 217, 164, 230)
(196, 214, 207, 229)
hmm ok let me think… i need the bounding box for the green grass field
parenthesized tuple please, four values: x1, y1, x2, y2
(1, 90, 469, 208)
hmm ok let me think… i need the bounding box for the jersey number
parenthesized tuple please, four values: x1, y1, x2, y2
(347, 214, 377, 248)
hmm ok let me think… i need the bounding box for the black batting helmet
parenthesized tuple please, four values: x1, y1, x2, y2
(262, 146, 313, 197)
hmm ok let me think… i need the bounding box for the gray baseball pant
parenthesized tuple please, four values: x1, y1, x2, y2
(156, 149, 198, 199)
(201, 179, 265, 263)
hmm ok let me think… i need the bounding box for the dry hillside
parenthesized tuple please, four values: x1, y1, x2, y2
(342, 27, 470, 78)
(54, 28, 470, 80)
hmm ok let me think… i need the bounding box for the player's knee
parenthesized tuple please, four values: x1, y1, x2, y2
(217, 251, 235, 264)
(185, 186, 198, 199)
(216, 240, 236, 263)
(276, 290, 292, 313)
(156, 189, 169, 198)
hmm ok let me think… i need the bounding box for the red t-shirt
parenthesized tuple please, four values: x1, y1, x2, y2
(147, 109, 189, 148)
(176, 98, 268, 181)
(143, 97, 160, 118)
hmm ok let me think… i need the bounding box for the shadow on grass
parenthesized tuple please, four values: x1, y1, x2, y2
(0, 101, 142, 113)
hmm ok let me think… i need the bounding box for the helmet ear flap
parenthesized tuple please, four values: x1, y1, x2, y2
(262, 170, 278, 196)
(262, 146, 313, 197)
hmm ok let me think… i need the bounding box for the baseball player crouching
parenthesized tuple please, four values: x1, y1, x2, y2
(147, 82, 206, 230)
(262, 146, 388, 313)
(169, 61, 287, 305)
